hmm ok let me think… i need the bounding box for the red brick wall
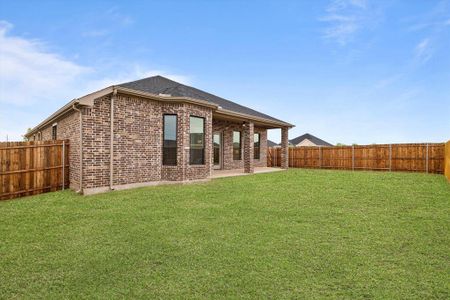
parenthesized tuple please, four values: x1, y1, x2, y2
(79, 93, 213, 190)
(113, 95, 162, 185)
(82, 97, 111, 189)
(36, 111, 81, 191)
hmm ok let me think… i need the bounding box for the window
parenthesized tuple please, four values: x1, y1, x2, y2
(233, 131, 241, 160)
(163, 114, 177, 165)
(37, 132, 42, 141)
(254, 133, 260, 159)
(52, 124, 57, 140)
(190, 116, 205, 165)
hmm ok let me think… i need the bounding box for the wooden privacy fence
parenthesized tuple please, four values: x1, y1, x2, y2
(0, 140, 69, 200)
(268, 143, 445, 174)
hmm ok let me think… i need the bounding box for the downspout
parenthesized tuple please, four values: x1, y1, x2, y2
(110, 89, 117, 190)
(72, 104, 83, 193)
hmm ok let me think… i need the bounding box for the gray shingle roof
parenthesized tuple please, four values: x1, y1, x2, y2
(119, 76, 289, 125)
(267, 140, 279, 147)
(289, 133, 333, 146)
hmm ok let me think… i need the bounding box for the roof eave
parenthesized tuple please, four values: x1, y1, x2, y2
(214, 108, 294, 128)
(26, 86, 115, 137)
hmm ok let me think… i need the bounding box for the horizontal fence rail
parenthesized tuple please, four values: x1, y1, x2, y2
(0, 140, 69, 200)
(268, 143, 445, 174)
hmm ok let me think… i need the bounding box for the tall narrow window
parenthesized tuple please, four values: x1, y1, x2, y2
(233, 131, 241, 160)
(254, 133, 260, 159)
(163, 114, 177, 165)
(52, 124, 57, 140)
(190, 116, 205, 165)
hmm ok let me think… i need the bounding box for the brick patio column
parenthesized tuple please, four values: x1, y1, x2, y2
(281, 127, 289, 169)
(243, 121, 254, 173)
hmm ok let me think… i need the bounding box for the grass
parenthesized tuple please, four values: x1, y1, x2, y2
(1, 169, 449, 299)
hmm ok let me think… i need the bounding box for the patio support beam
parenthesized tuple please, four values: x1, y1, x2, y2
(243, 121, 254, 173)
(281, 127, 289, 169)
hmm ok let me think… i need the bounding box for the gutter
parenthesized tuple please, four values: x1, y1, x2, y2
(110, 88, 117, 190)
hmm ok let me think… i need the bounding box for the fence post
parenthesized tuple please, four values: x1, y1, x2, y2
(62, 140, 65, 190)
(274, 148, 277, 167)
(389, 144, 392, 171)
(352, 145, 355, 171)
(290, 147, 292, 167)
(319, 146, 322, 168)
(426, 143, 429, 173)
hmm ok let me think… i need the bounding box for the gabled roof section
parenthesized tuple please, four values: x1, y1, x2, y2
(26, 75, 293, 137)
(119, 76, 290, 126)
(289, 133, 333, 147)
(267, 140, 279, 147)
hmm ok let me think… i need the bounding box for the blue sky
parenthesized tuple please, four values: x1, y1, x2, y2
(0, 0, 449, 144)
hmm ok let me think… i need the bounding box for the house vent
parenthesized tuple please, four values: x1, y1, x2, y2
(158, 93, 171, 97)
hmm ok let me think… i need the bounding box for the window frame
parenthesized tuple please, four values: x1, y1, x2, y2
(162, 114, 178, 166)
(51, 124, 57, 140)
(189, 115, 205, 165)
(254, 133, 261, 160)
(233, 131, 242, 160)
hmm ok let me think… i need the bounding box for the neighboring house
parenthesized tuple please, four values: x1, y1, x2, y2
(289, 133, 333, 147)
(267, 139, 279, 147)
(25, 76, 293, 195)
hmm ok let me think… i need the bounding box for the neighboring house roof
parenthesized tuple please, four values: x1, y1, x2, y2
(26, 76, 293, 137)
(289, 133, 333, 147)
(267, 140, 278, 147)
(119, 76, 288, 125)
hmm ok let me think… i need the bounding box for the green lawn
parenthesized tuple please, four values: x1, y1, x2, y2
(1, 169, 449, 299)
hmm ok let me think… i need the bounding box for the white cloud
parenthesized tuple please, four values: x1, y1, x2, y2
(105, 7, 134, 26)
(320, 0, 374, 46)
(374, 73, 404, 89)
(0, 20, 190, 141)
(0, 21, 91, 106)
(414, 38, 433, 63)
(0, 20, 191, 106)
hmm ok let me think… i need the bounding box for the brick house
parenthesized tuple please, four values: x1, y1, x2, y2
(25, 76, 293, 194)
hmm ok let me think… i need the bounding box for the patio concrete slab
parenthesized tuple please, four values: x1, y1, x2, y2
(210, 167, 284, 179)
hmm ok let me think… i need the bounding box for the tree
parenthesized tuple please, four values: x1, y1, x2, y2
(22, 128, 32, 141)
